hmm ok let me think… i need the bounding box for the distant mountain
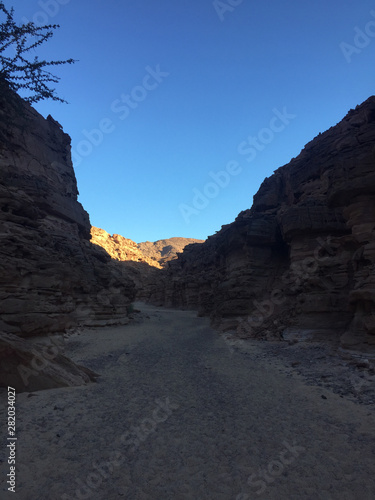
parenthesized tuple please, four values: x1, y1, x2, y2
(91, 228, 204, 268)
(137, 237, 205, 266)
(90, 227, 162, 268)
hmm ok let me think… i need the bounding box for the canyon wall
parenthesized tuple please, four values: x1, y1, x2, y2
(145, 97, 375, 353)
(0, 85, 136, 389)
(0, 86, 136, 337)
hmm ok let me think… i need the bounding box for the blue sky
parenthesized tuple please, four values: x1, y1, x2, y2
(8, 0, 375, 242)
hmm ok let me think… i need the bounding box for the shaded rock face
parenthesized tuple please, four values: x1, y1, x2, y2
(146, 97, 375, 353)
(0, 87, 136, 344)
(0, 332, 98, 392)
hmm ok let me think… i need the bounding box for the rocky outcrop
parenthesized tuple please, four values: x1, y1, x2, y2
(90, 227, 162, 268)
(0, 85, 136, 389)
(137, 237, 205, 267)
(90, 226, 164, 297)
(90, 229, 204, 299)
(0, 332, 98, 392)
(0, 86, 136, 338)
(91, 228, 204, 268)
(145, 97, 375, 353)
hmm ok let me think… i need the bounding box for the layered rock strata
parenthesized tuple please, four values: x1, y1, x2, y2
(0, 85, 135, 389)
(0, 86, 136, 337)
(145, 98, 375, 353)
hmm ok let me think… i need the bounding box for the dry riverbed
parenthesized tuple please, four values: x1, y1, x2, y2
(1, 302, 374, 499)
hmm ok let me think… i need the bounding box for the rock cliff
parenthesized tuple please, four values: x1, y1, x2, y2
(0, 85, 135, 390)
(145, 97, 375, 353)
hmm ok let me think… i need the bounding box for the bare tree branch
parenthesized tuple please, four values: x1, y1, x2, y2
(0, 2, 76, 103)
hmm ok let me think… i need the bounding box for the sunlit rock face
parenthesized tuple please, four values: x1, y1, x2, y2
(137, 237, 205, 267)
(90, 228, 205, 300)
(145, 97, 375, 353)
(90, 227, 163, 269)
(0, 85, 136, 340)
(90, 228, 204, 269)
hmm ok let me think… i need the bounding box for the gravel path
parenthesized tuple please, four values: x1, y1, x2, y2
(1, 303, 375, 499)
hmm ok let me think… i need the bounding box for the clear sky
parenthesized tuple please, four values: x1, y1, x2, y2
(9, 0, 375, 242)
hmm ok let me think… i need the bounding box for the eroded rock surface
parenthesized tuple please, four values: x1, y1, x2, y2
(144, 97, 375, 353)
(0, 86, 135, 389)
(0, 332, 98, 392)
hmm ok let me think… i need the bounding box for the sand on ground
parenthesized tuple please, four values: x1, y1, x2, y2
(1, 302, 374, 499)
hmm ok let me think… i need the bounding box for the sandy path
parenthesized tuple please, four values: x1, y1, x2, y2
(1, 303, 375, 499)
